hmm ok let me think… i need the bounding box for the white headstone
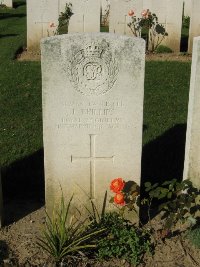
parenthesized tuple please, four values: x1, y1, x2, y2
(142, 0, 152, 10)
(41, 33, 145, 213)
(163, 0, 183, 52)
(184, 0, 192, 17)
(149, 0, 183, 52)
(67, 0, 100, 33)
(27, 0, 59, 52)
(188, 0, 200, 53)
(109, 0, 143, 36)
(1, 0, 12, 7)
(183, 36, 200, 189)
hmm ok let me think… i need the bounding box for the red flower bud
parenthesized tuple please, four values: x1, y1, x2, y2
(114, 192, 125, 206)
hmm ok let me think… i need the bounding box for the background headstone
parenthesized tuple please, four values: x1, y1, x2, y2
(67, 0, 100, 33)
(41, 33, 145, 213)
(142, 0, 152, 10)
(184, 0, 191, 17)
(27, 0, 59, 52)
(149, 0, 183, 52)
(109, 0, 143, 35)
(183, 36, 200, 189)
(162, 0, 183, 52)
(188, 0, 200, 53)
(1, 0, 12, 7)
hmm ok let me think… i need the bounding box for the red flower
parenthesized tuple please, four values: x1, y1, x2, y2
(128, 9, 135, 16)
(114, 192, 125, 206)
(110, 178, 125, 193)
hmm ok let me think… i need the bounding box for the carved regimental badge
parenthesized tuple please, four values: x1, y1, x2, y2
(68, 40, 119, 96)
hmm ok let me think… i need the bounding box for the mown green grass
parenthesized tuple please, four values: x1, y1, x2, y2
(0, 1, 42, 167)
(0, 1, 191, 182)
(144, 61, 191, 145)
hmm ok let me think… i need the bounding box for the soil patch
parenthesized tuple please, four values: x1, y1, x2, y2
(1, 206, 200, 266)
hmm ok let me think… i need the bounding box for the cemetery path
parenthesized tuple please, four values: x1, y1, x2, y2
(0, 206, 200, 266)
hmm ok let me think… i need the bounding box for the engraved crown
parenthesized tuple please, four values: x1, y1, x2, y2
(85, 43, 102, 58)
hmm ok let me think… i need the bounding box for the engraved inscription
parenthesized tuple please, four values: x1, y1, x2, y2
(56, 100, 132, 130)
(68, 40, 119, 96)
(71, 134, 114, 199)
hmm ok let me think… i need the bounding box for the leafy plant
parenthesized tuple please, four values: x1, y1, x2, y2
(187, 225, 200, 249)
(37, 195, 105, 263)
(96, 212, 152, 266)
(127, 9, 168, 52)
(86, 191, 108, 225)
(57, 3, 73, 34)
(182, 16, 190, 29)
(144, 179, 200, 231)
(0, 4, 7, 8)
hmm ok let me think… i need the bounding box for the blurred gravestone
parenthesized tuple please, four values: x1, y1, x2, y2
(183, 36, 200, 188)
(27, 0, 58, 52)
(1, 0, 12, 7)
(149, 0, 183, 52)
(109, 0, 143, 35)
(67, 0, 101, 33)
(188, 0, 200, 53)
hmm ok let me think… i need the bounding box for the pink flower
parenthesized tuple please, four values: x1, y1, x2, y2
(49, 22, 56, 28)
(128, 9, 135, 16)
(141, 9, 149, 18)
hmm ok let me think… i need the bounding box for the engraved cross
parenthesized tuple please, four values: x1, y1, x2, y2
(118, 15, 128, 34)
(71, 134, 114, 199)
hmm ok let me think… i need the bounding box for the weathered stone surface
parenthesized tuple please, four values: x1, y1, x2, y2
(188, 0, 200, 53)
(41, 33, 145, 213)
(183, 37, 200, 189)
(67, 0, 100, 33)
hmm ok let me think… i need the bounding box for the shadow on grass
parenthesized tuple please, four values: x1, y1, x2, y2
(1, 149, 45, 225)
(0, 13, 25, 20)
(13, 0, 26, 8)
(0, 34, 18, 39)
(140, 124, 187, 223)
(141, 123, 186, 186)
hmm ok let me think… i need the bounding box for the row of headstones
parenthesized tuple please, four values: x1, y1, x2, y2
(40, 32, 200, 215)
(27, 0, 200, 53)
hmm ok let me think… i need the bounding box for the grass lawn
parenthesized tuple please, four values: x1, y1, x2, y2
(0, 1, 191, 185)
